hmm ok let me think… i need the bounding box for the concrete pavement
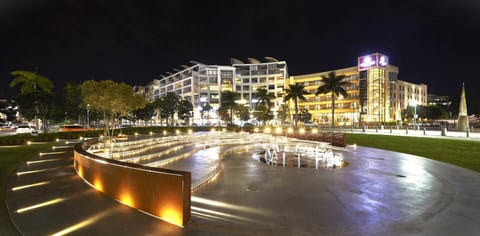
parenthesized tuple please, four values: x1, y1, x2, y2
(5, 134, 480, 235)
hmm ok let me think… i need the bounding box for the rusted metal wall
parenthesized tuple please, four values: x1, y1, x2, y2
(74, 140, 191, 226)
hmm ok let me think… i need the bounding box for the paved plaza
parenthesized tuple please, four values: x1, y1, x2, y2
(5, 133, 480, 235)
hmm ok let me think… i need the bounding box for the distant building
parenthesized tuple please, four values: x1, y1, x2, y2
(140, 53, 427, 125)
(143, 57, 287, 124)
(290, 53, 427, 125)
(427, 94, 451, 107)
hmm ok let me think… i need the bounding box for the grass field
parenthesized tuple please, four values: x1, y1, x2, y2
(346, 133, 480, 172)
(0, 143, 52, 236)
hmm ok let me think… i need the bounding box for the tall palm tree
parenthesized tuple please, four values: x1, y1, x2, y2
(220, 91, 240, 124)
(10, 70, 54, 131)
(9, 70, 53, 94)
(255, 87, 275, 109)
(316, 71, 351, 128)
(283, 83, 309, 126)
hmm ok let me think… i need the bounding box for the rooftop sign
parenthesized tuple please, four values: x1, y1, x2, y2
(358, 53, 388, 71)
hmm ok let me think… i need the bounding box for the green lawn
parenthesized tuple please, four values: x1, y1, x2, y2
(346, 133, 480, 172)
(0, 143, 52, 236)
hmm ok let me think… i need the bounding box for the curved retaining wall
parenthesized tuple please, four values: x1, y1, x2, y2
(74, 139, 191, 227)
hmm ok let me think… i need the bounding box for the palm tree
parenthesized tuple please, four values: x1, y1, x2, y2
(255, 87, 275, 109)
(9, 70, 53, 94)
(10, 70, 54, 131)
(316, 71, 352, 128)
(220, 91, 240, 124)
(283, 83, 309, 126)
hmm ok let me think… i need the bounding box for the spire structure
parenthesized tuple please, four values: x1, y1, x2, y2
(457, 82, 469, 131)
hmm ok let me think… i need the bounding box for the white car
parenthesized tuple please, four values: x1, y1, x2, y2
(16, 125, 35, 134)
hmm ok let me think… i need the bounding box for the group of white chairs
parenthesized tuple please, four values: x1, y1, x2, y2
(263, 144, 343, 169)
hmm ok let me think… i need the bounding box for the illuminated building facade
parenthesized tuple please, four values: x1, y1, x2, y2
(290, 53, 427, 125)
(143, 57, 287, 124)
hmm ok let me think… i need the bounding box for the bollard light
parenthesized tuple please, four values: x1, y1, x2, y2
(275, 127, 282, 134)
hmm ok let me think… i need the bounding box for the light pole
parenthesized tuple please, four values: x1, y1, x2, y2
(410, 101, 417, 130)
(86, 104, 90, 128)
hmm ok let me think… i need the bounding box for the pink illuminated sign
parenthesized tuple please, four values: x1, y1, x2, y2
(358, 53, 388, 70)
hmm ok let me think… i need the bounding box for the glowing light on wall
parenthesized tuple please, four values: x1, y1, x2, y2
(188, 129, 193, 134)
(119, 191, 134, 208)
(163, 130, 167, 135)
(287, 127, 293, 134)
(254, 128, 259, 132)
(93, 178, 104, 192)
(77, 166, 83, 177)
(159, 206, 183, 226)
(176, 130, 180, 134)
(264, 127, 271, 133)
(299, 128, 305, 134)
(27, 141, 32, 145)
(312, 128, 318, 134)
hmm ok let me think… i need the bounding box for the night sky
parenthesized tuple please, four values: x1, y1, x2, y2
(1, 0, 479, 113)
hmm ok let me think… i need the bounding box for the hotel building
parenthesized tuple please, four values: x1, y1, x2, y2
(143, 57, 287, 124)
(290, 53, 427, 125)
(139, 53, 426, 125)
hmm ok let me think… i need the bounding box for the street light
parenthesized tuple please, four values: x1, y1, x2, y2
(410, 101, 417, 130)
(86, 104, 90, 128)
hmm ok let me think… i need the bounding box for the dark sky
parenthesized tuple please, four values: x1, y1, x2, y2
(1, 0, 479, 113)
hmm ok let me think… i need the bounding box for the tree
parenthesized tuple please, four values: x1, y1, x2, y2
(14, 92, 62, 131)
(177, 98, 193, 124)
(81, 80, 145, 142)
(161, 92, 181, 126)
(255, 87, 275, 109)
(297, 109, 312, 123)
(236, 105, 250, 122)
(9, 69, 54, 132)
(253, 104, 273, 123)
(132, 102, 156, 125)
(63, 82, 83, 124)
(200, 103, 212, 125)
(220, 91, 240, 124)
(253, 87, 275, 124)
(316, 71, 351, 128)
(283, 83, 309, 126)
(9, 70, 54, 94)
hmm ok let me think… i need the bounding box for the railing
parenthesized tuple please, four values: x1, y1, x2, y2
(74, 139, 191, 227)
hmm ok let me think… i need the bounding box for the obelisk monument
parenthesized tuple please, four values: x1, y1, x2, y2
(457, 82, 469, 131)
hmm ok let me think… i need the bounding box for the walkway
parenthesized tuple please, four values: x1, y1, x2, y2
(5, 135, 480, 235)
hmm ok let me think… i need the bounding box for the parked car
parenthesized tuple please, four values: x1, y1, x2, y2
(16, 125, 36, 134)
